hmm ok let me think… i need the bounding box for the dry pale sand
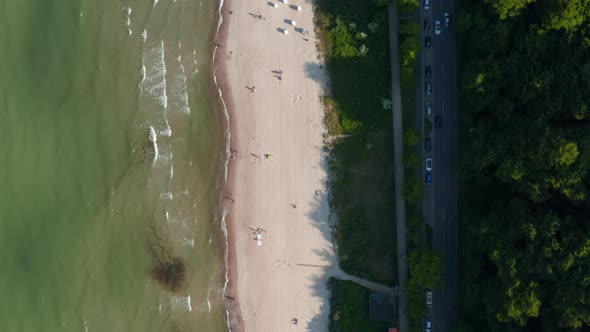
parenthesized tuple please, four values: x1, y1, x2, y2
(215, 0, 336, 331)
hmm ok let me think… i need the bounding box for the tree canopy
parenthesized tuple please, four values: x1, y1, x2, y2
(458, 0, 590, 330)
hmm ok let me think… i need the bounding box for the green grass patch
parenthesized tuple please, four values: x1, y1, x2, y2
(315, 0, 392, 135)
(315, 0, 396, 285)
(329, 278, 394, 332)
(329, 132, 396, 284)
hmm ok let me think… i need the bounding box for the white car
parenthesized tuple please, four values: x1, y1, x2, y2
(444, 12, 450, 27)
(426, 158, 432, 171)
(434, 20, 441, 35)
(424, 0, 430, 10)
(426, 290, 433, 306)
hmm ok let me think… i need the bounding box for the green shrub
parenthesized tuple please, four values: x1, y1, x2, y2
(337, 207, 370, 277)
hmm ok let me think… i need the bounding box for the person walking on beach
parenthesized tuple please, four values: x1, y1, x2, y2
(291, 204, 296, 209)
(291, 318, 298, 325)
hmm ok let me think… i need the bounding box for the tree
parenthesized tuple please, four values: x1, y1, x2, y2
(405, 277, 428, 324)
(403, 150, 421, 170)
(544, 0, 590, 33)
(408, 248, 444, 289)
(397, 0, 420, 13)
(485, 0, 536, 20)
(498, 280, 542, 326)
(403, 128, 420, 147)
(402, 177, 423, 203)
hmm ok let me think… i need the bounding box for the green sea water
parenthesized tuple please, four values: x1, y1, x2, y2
(0, 1, 227, 331)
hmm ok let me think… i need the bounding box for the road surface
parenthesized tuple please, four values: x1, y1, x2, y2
(421, 0, 459, 331)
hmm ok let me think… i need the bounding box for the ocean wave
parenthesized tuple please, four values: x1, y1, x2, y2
(148, 126, 159, 165)
(141, 41, 168, 110)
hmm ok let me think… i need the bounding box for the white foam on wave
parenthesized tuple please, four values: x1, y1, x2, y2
(142, 41, 168, 109)
(142, 30, 147, 43)
(140, 65, 146, 83)
(170, 295, 192, 312)
(141, 41, 173, 138)
(148, 126, 158, 165)
(123, 6, 132, 35)
(168, 164, 174, 179)
(182, 238, 195, 247)
(165, 211, 187, 225)
(160, 124, 172, 137)
(172, 61, 191, 114)
(83, 320, 89, 332)
(153, 0, 159, 7)
(161, 192, 173, 200)
(154, 143, 173, 166)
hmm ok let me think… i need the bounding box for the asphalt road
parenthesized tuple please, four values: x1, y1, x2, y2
(421, 0, 459, 331)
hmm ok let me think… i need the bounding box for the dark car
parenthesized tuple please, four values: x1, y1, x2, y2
(425, 36, 431, 48)
(435, 115, 441, 128)
(425, 65, 431, 79)
(424, 137, 432, 151)
(424, 18, 431, 30)
(425, 173, 432, 185)
(425, 82, 432, 96)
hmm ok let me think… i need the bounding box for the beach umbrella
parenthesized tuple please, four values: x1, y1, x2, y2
(283, 30, 288, 35)
(273, 3, 279, 8)
(290, 20, 296, 26)
(282, 0, 288, 3)
(296, 6, 302, 11)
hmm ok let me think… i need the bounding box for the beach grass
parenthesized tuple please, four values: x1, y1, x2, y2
(315, 0, 397, 288)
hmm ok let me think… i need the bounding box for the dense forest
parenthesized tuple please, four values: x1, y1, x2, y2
(458, 0, 590, 331)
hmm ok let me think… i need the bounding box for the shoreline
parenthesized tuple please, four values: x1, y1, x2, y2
(212, 0, 244, 330)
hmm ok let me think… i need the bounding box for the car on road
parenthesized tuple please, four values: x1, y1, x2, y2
(424, 36, 431, 48)
(435, 115, 441, 128)
(424, 0, 430, 10)
(426, 158, 432, 171)
(425, 101, 432, 115)
(424, 18, 431, 30)
(425, 173, 432, 185)
(425, 65, 431, 79)
(426, 290, 433, 306)
(434, 20, 441, 35)
(425, 137, 432, 151)
(444, 12, 450, 26)
(425, 319, 432, 332)
(425, 81, 432, 96)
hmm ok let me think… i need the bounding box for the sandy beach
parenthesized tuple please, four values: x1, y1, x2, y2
(214, 0, 336, 330)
